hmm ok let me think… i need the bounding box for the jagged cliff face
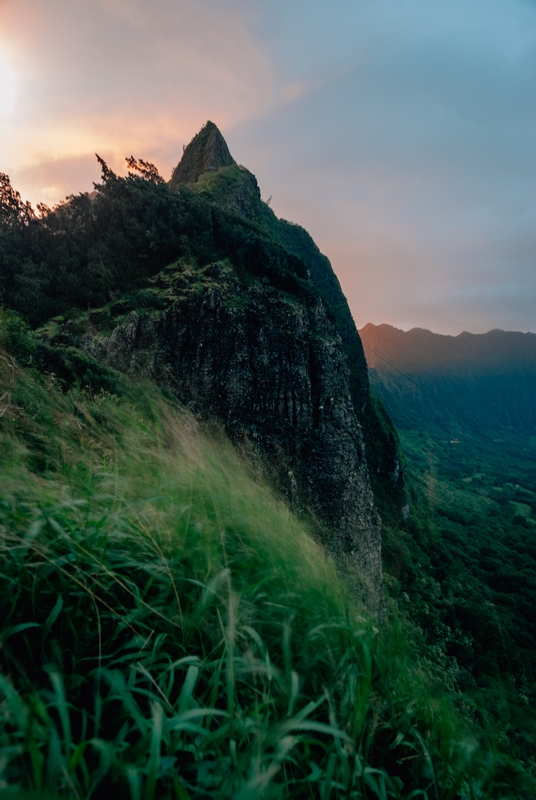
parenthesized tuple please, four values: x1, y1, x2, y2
(169, 121, 236, 189)
(37, 121, 406, 608)
(81, 261, 382, 603)
(169, 123, 406, 518)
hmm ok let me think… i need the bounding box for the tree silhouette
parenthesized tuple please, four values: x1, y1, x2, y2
(0, 173, 35, 227)
(125, 155, 164, 184)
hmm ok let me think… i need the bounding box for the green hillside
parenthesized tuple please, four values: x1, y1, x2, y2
(1, 318, 528, 798)
(360, 323, 536, 436)
(360, 323, 536, 774)
(0, 132, 534, 796)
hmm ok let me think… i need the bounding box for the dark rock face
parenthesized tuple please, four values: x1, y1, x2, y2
(83, 263, 382, 605)
(166, 124, 406, 519)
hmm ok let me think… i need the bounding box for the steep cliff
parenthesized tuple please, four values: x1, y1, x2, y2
(80, 260, 382, 603)
(0, 122, 408, 607)
(169, 122, 406, 519)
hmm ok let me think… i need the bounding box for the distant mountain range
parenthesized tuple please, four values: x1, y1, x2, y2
(359, 323, 536, 437)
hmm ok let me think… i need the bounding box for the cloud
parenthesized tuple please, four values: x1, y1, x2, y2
(1, 0, 535, 332)
(0, 0, 273, 203)
(281, 82, 309, 103)
(228, 0, 536, 333)
(12, 154, 101, 207)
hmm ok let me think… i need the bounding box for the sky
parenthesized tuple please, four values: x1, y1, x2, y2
(0, 0, 535, 335)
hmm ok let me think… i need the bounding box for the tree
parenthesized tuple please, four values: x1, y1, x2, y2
(0, 173, 35, 227)
(125, 155, 164, 184)
(94, 154, 117, 185)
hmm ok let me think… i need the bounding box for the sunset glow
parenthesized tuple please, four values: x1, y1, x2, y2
(0, 0, 534, 334)
(0, 50, 16, 119)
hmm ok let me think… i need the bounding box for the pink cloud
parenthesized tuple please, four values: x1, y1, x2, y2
(0, 0, 274, 205)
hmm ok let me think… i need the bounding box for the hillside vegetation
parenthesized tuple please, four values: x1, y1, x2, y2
(0, 130, 534, 796)
(360, 323, 536, 775)
(0, 318, 527, 798)
(360, 323, 536, 436)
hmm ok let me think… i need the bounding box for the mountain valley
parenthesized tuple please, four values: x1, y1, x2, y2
(360, 322, 536, 768)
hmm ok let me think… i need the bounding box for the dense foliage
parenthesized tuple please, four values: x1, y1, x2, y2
(1, 153, 535, 795)
(377, 397, 536, 774)
(2, 325, 530, 798)
(0, 163, 310, 328)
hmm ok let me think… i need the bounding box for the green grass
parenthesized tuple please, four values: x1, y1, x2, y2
(0, 347, 530, 798)
(510, 502, 532, 519)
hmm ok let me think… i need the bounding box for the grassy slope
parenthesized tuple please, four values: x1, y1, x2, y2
(0, 319, 529, 798)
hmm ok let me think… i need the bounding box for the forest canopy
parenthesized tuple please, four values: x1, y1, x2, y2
(0, 156, 310, 327)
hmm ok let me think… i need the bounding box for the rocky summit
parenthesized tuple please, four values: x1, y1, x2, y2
(169, 120, 236, 189)
(8, 122, 405, 609)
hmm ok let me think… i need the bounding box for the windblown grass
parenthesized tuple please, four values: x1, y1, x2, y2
(0, 348, 530, 798)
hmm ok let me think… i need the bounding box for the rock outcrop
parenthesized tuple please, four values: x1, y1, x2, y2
(82, 260, 382, 605)
(169, 121, 236, 189)
(59, 122, 410, 609)
(169, 122, 406, 518)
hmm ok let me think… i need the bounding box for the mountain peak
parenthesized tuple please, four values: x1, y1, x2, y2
(169, 121, 236, 189)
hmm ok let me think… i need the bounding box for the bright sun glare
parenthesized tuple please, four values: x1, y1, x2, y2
(0, 50, 16, 118)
